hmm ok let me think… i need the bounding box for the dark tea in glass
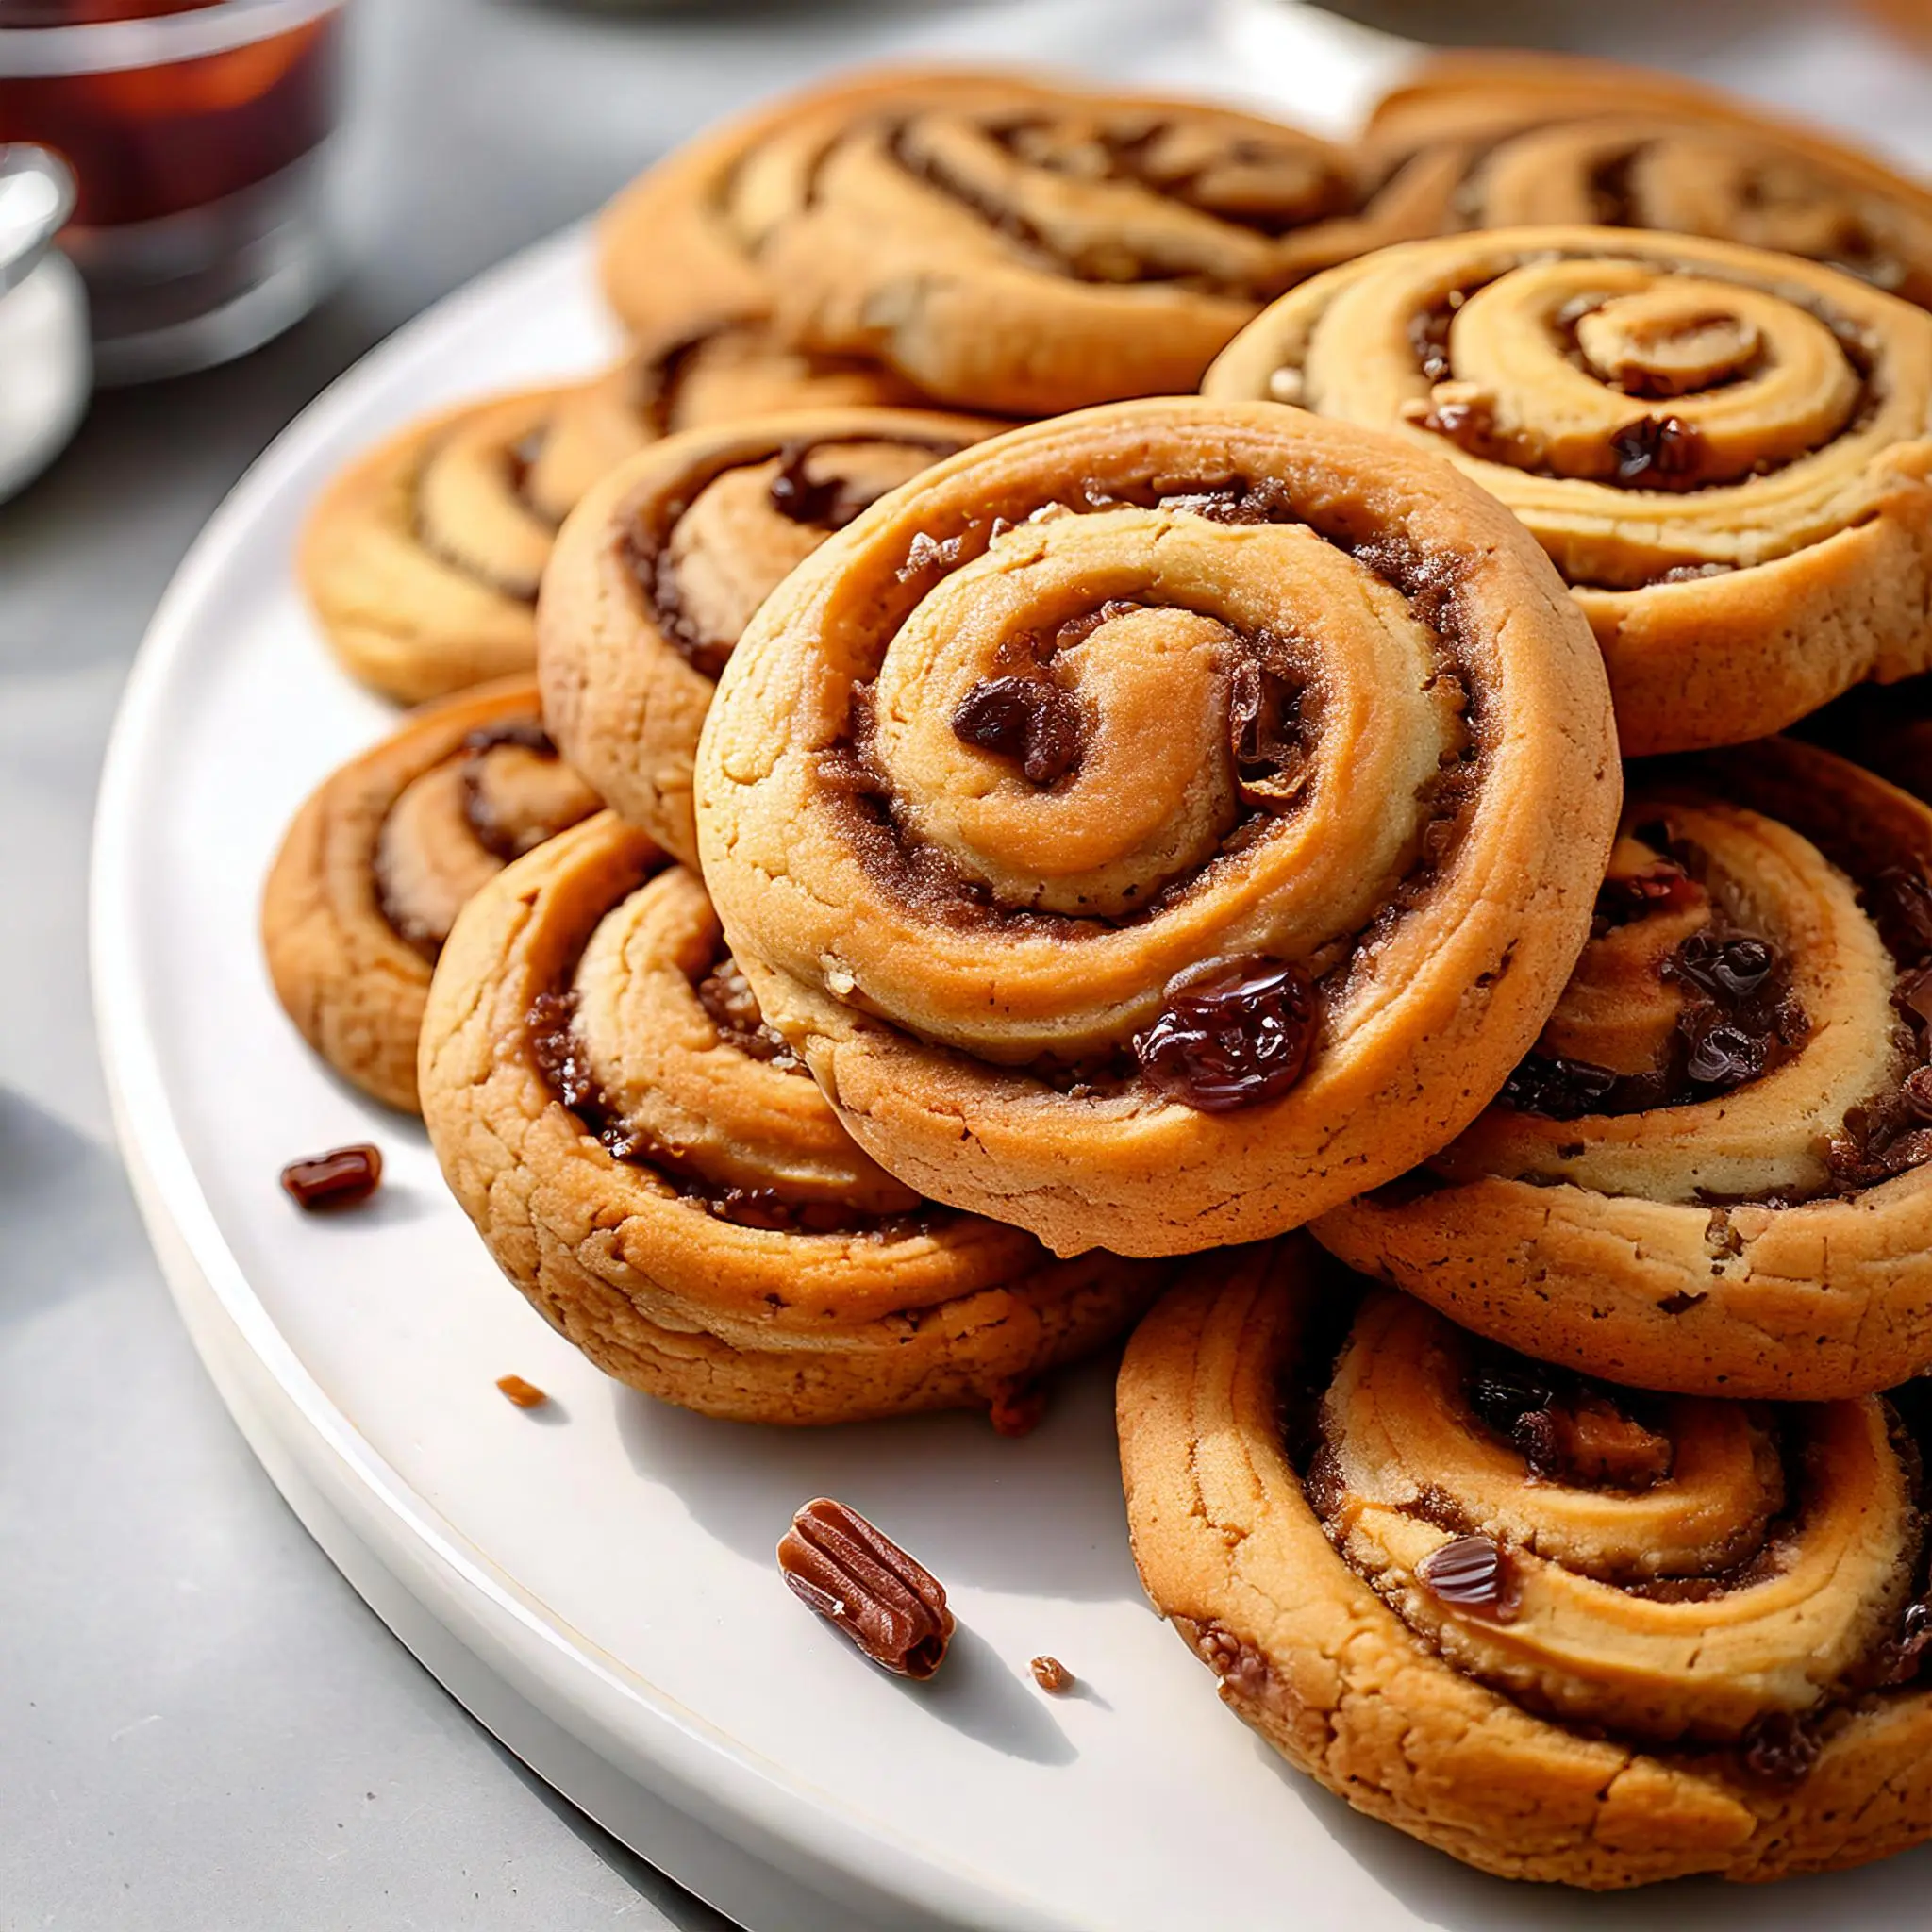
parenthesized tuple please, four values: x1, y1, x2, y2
(0, 1, 349, 379)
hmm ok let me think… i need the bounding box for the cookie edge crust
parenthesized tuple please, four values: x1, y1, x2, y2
(694, 397, 1622, 1258)
(1114, 1239, 1932, 1888)
(416, 811, 1164, 1424)
(260, 675, 549, 1113)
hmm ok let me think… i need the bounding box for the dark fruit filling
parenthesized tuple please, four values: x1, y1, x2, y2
(767, 441, 887, 531)
(1501, 1055, 1620, 1120)
(1506, 924, 1805, 1120)
(1868, 865, 1932, 965)
(1591, 857, 1698, 933)
(1740, 1710, 1823, 1788)
(1467, 1350, 1673, 1491)
(950, 675, 1080, 786)
(1609, 413, 1705, 488)
(1132, 958, 1319, 1113)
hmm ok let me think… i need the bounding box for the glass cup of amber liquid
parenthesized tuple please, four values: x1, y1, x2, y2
(0, 1, 349, 382)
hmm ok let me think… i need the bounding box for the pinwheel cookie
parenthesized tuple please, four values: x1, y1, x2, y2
(1364, 51, 1932, 308)
(694, 399, 1621, 1259)
(262, 677, 599, 1112)
(534, 327, 928, 523)
(300, 331, 923, 705)
(1118, 1237, 1932, 1890)
(750, 79, 1441, 415)
(538, 405, 996, 867)
(1318, 738, 1932, 1400)
(596, 66, 1048, 350)
(1208, 225, 1932, 754)
(417, 811, 1167, 1424)
(299, 388, 571, 704)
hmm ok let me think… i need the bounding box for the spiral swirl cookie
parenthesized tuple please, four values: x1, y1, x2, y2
(417, 810, 1165, 1424)
(694, 399, 1620, 1259)
(1365, 52, 1932, 308)
(538, 406, 996, 868)
(262, 678, 599, 1112)
(597, 66, 1045, 349)
(752, 82, 1441, 416)
(1318, 737, 1932, 1400)
(1118, 1238, 1932, 1889)
(300, 332, 923, 706)
(300, 389, 573, 704)
(1206, 225, 1932, 754)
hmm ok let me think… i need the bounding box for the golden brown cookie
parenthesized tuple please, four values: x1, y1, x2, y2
(532, 325, 931, 523)
(597, 66, 1055, 348)
(693, 399, 1620, 1259)
(1205, 225, 1932, 754)
(537, 405, 997, 868)
(261, 677, 600, 1112)
(1118, 1237, 1932, 1890)
(416, 810, 1167, 1424)
(1317, 738, 1932, 1400)
(300, 389, 570, 704)
(752, 81, 1439, 415)
(299, 331, 925, 706)
(1364, 51, 1932, 308)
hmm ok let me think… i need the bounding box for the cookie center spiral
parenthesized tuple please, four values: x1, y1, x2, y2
(537, 866, 922, 1223)
(1446, 792, 1916, 1203)
(1433, 263, 1861, 489)
(375, 724, 597, 957)
(824, 494, 1469, 1063)
(1311, 1291, 1917, 1747)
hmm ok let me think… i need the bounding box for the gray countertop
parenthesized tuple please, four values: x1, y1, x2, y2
(3, 3, 1928, 1925)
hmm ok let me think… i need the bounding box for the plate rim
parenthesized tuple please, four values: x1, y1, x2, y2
(87, 219, 1087, 1932)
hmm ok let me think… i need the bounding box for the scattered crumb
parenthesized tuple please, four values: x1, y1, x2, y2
(496, 1374, 549, 1410)
(1030, 1656, 1074, 1693)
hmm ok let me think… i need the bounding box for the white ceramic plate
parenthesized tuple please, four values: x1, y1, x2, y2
(92, 223, 1932, 1932)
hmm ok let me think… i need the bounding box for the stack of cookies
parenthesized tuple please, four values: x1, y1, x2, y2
(264, 52, 1932, 1892)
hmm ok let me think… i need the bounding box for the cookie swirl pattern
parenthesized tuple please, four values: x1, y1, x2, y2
(694, 400, 1620, 1258)
(1365, 51, 1932, 308)
(300, 331, 920, 705)
(1205, 225, 1932, 754)
(539, 406, 995, 868)
(596, 66, 1046, 348)
(534, 327, 928, 528)
(417, 811, 1165, 1424)
(1117, 1239, 1932, 1889)
(1318, 738, 1932, 1399)
(262, 677, 599, 1112)
(754, 85, 1435, 415)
